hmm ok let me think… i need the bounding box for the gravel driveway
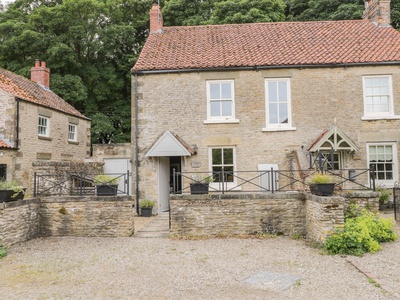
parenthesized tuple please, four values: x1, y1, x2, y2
(1, 217, 399, 300)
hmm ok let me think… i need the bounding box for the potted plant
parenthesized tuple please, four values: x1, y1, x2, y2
(0, 180, 26, 202)
(94, 174, 120, 196)
(377, 188, 392, 210)
(190, 174, 214, 194)
(308, 173, 336, 196)
(140, 199, 155, 217)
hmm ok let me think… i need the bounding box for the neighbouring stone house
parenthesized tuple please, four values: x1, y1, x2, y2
(132, 0, 400, 213)
(0, 60, 91, 190)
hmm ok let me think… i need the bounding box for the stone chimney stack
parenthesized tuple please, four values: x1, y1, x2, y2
(363, 0, 391, 27)
(30, 60, 50, 88)
(150, 3, 163, 33)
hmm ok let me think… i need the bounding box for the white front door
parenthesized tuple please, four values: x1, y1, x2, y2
(159, 157, 170, 212)
(103, 158, 132, 195)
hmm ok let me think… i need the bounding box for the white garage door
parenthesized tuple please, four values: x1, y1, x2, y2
(103, 158, 132, 195)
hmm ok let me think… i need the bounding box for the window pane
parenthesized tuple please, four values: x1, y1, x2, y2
(221, 83, 231, 99)
(210, 102, 220, 117)
(223, 148, 233, 164)
(212, 149, 222, 165)
(278, 81, 287, 102)
(269, 103, 278, 123)
(209, 83, 220, 99)
(279, 103, 288, 124)
(268, 82, 277, 102)
(221, 101, 232, 116)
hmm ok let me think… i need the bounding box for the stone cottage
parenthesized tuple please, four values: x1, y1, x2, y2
(132, 0, 400, 213)
(0, 60, 91, 189)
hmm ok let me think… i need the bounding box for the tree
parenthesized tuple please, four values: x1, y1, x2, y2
(285, 0, 364, 22)
(163, 0, 285, 26)
(0, 0, 153, 144)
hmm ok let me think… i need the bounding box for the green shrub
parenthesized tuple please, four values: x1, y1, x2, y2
(0, 246, 7, 259)
(140, 199, 155, 208)
(324, 209, 397, 256)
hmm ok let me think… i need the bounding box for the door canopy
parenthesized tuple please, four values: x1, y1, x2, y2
(145, 131, 195, 157)
(308, 126, 359, 152)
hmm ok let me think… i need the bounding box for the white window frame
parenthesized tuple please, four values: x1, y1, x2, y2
(68, 124, 77, 142)
(263, 78, 296, 131)
(362, 75, 398, 120)
(204, 80, 239, 124)
(38, 116, 50, 137)
(208, 146, 237, 190)
(367, 142, 398, 187)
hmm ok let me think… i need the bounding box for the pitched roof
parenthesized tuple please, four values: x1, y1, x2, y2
(133, 20, 400, 72)
(0, 68, 88, 119)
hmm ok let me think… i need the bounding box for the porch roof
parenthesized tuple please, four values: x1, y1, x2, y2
(146, 131, 194, 157)
(308, 126, 359, 152)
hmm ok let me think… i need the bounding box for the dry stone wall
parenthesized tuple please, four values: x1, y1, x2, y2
(0, 196, 134, 247)
(170, 193, 307, 236)
(0, 199, 40, 247)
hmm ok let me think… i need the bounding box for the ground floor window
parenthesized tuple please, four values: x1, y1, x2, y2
(210, 147, 235, 183)
(312, 151, 342, 171)
(368, 143, 398, 185)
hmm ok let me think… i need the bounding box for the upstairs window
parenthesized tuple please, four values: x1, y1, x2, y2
(68, 124, 77, 142)
(206, 80, 237, 123)
(264, 78, 295, 131)
(363, 75, 394, 118)
(38, 116, 50, 137)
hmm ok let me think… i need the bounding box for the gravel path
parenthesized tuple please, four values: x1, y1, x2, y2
(0, 216, 399, 300)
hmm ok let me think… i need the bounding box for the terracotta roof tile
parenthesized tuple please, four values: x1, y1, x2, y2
(0, 138, 13, 149)
(0, 68, 88, 119)
(133, 20, 400, 72)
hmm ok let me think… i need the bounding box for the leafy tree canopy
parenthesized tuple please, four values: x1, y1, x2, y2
(0, 0, 152, 144)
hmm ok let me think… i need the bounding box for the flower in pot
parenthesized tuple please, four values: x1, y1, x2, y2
(190, 174, 214, 194)
(308, 173, 336, 196)
(0, 180, 26, 202)
(94, 174, 120, 196)
(140, 199, 155, 217)
(377, 188, 392, 210)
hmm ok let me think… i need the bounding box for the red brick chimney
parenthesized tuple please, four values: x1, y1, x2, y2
(30, 60, 50, 88)
(363, 0, 391, 27)
(150, 3, 163, 33)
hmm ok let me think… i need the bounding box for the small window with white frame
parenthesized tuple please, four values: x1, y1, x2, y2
(205, 80, 238, 123)
(68, 124, 77, 142)
(264, 78, 295, 131)
(38, 116, 50, 137)
(367, 143, 398, 186)
(209, 147, 236, 188)
(363, 75, 394, 119)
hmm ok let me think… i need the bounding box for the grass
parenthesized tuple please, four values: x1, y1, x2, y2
(0, 246, 7, 258)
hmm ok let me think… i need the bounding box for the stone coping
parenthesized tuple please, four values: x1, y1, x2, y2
(0, 198, 40, 210)
(170, 192, 306, 200)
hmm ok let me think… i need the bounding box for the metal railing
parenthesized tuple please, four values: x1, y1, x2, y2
(33, 171, 130, 197)
(172, 168, 376, 194)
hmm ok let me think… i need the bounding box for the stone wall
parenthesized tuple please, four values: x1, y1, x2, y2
(170, 192, 379, 240)
(170, 193, 306, 236)
(40, 196, 134, 237)
(0, 196, 134, 247)
(0, 199, 40, 247)
(306, 195, 345, 242)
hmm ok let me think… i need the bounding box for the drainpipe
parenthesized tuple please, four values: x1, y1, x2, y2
(134, 73, 139, 214)
(15, 98, 20, 149)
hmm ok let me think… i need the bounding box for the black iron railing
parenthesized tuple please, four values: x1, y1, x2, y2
(33, 171, 130, 197)
(172, 168, 376, 194)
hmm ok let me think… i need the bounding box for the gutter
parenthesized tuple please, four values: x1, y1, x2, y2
(132, 61, 400, 75)
(134, 73, 139, 214)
